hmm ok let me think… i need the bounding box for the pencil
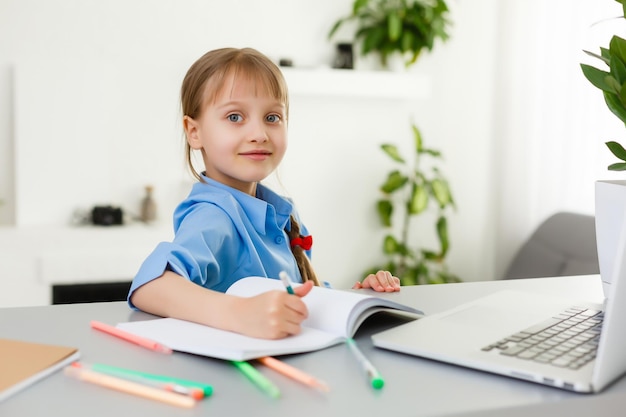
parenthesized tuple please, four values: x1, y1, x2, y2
(90, 320, 172, 354)
(257, 356, 330, 392)
(231, 360, 281, 398)
(64, 366, 196, 408)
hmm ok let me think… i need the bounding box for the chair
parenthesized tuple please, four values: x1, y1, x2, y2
(502, 212, 600, 280)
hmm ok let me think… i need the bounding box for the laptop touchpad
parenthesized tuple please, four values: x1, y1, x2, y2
(436, 302, 533, 331)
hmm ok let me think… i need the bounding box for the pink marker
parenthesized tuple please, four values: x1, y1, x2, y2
(90, 320, 172, 354)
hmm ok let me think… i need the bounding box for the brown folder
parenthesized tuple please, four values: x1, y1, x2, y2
(0, 338, 80, 402)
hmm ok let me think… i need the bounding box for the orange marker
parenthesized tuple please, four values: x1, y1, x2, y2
(90, 320, 172, 354)
(257, 356, 330, 392)
(71, 362, 205, 400)
(64, 366, 195, 408)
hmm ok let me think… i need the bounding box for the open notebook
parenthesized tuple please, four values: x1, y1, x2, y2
(118, 276, 423, 361)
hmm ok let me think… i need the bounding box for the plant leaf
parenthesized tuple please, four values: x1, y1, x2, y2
(620, 81, 626, 109)
(431, 178, 451, 208)
(381, 144, 405, 163)
(422, 249, 440, 261)
(608, 162, 626, 170)
(388, 12, 402, 41)
(412, 124, 423, 153)
(606, 140, 626, 161)
(353, 0, 369, 14)
(383, 234, 399, 254)
(583, 49, 610, 66)
(401, 31, 413, 54)
(396, 241, 411, 257)
(611, 49, 626, 84)
(610, 35, 626, 69)
(328, 18, 347, 39)
(400, 267, 419, 286)
(436, 215, 449, 257)
(361, 26, 387, 56)
(604, 91, 626, 124)
(408, 184, 429, 214)
(377, 199, 393, 227)
(423, 148, 442, 158)
(380, 170, 408, 193)
(581, 64, 615, 93)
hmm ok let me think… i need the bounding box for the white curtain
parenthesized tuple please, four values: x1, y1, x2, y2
(493, 0, 626, 277)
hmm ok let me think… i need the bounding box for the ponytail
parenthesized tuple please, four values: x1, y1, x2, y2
(286, 215, 321, 286)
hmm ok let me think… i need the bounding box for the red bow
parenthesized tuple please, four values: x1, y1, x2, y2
(290, 235, 313, 250)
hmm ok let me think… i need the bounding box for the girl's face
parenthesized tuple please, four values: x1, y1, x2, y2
(184, 73, 287, 195)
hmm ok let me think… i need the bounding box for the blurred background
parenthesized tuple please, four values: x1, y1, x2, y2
(0, 0, 622, 306)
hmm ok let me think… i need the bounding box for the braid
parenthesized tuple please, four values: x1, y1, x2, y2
(286, 215, 321, 286)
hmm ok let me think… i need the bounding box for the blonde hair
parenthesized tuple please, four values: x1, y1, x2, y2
(179, 47, 318, 286)
(181, 47, 289, 183)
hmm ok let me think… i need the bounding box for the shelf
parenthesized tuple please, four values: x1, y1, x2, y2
(280, 67, 431, 100)
(0, 224, 172, 284)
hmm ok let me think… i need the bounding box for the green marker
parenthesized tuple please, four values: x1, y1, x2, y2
(86, 362, 213, 397)
(231, 360, 281, 398)
(346, 338, 385, 389)
(279, 271, 295, 294)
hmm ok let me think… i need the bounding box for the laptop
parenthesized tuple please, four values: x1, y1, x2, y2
(372, 239, 626, 393)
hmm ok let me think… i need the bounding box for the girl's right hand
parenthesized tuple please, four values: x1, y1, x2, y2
(232, 280, 314, 339)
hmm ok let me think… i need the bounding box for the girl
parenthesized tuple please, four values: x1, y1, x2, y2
(128, 47, 400, 340)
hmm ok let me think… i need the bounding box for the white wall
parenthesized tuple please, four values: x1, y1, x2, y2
(0, 0, 515, 306)
(493, 0, 626, 277)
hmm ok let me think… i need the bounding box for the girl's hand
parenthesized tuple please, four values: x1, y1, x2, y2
(352, 270, 401, 292)
(232, 280, 314, 339)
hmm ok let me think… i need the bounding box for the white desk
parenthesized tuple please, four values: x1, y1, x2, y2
(1, 275, 623, 416)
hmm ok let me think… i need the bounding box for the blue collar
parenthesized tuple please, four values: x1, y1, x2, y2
(195, 175, 293, 235)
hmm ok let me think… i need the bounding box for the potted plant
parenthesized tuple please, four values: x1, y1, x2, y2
(364, 122, 460, 285)
(328, 0, 452, 69)
(580, 0, 626, 171)
(580, 0, 626, 298)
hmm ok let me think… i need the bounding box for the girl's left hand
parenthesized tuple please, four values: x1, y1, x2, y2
(352, 270, 401, 292)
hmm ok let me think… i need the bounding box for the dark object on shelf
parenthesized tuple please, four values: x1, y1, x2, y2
(91, 205, 123, 226)
(333, 43, 354, 69)
(140, 185, 157, 223)
(279, 58, 293, 67)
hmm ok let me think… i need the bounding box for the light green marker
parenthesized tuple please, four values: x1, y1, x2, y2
(87, 362, 213, 397)
(231, 360, 281, 398)
(346, 338, 385, 389)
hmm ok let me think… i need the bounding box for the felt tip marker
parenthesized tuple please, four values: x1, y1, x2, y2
(279, 271, 295, 295)
(231, 360, 281, 399)
(90, 320, 172, 354)
(64, 366, 196, 408)
(71, 362, 207, 399)
(346, 338, 385, 390)
(257, 356, 330, 393)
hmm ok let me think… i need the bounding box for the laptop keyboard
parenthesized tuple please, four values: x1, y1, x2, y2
(481, 307, 604, 370)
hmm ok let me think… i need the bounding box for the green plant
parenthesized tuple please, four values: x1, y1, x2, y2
(580, 0, 626, 171)
(365, 122, 460, 285)
(328, 0, 452, 69)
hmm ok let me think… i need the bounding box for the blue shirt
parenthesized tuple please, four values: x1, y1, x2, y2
(127, 175, 309, 309)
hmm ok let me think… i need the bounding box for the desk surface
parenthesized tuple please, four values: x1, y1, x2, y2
(1, 275, 624, 417)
